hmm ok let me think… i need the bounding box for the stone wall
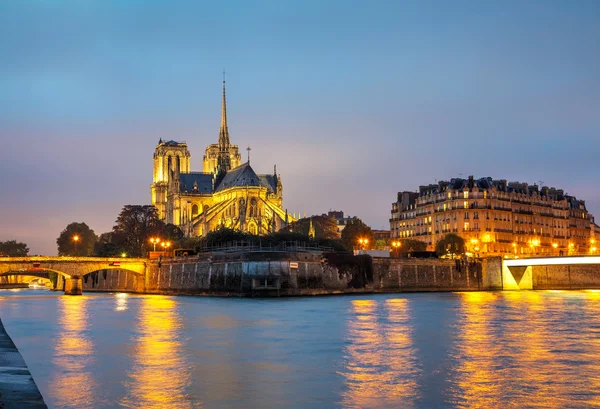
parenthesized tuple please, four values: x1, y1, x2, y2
(80, 252, 483, 296)
(533, 265, 600, 290)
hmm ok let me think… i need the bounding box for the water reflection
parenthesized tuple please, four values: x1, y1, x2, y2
(451, 291, 600, 408)
(50, 296, 97, 409)
(340, 298, 419, 408)
(120, 296, 197, 408)
(114, 293, 129, 312)
(451, 292, 504, 408)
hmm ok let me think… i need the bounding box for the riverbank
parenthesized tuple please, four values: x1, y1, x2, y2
(0, 319, 47, 409)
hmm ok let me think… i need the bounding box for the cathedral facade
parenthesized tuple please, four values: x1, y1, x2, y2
(151, 80, 293, 237)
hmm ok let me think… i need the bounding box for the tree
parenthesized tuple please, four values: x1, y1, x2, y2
(163, 223, 184, 242)
(0, 240, 29, 256)
(341, 218, 374, 250)
(283, 215, 339, 239)
(435, 233, 465, 258)
(112, 205, 165, 257)
(94, 232, 127, 257)
(399, 239, 427, 253)
(57, 222, 98, 256)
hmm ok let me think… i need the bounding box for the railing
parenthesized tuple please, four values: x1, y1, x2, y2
(196, 240, 334, 254)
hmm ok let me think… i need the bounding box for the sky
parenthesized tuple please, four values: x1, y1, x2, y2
(1, 0, 599, 255)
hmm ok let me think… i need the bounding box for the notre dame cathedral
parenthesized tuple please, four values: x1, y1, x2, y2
(150, 79, 294, 237)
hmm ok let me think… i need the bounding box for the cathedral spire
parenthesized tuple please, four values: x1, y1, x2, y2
(218, 71, 230, 148)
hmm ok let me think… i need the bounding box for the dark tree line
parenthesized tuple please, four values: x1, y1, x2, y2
(0, 240, 29, 256)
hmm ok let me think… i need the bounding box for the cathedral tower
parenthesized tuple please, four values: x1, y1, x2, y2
(151, 139, 191, 221)
(203, 77, 242, 173)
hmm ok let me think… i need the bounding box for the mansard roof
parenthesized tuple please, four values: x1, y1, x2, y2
(179, 172, 212, 194)
(415, 176, 569, 201)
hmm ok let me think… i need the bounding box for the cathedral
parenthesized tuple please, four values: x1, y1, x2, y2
(150, 79, 293, 237)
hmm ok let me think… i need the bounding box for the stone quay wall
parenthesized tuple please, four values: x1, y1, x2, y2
(532, 264, 600, 290)
(81, 252, 483, 296)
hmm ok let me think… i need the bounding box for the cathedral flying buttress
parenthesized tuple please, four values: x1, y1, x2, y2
(150, 78, 294, 237)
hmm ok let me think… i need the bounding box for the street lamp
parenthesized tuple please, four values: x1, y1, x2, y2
(149, 237, 160, 252)
(161, 241, 172, 251)
(358, 238, 369, 250)
(391, 241, 401, 257)
(72, 234, 80, 256)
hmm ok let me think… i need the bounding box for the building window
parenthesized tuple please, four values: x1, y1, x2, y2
(464, 201, 468, 209)
(464, 191, 469, 199)
(464, 222, 470, 231)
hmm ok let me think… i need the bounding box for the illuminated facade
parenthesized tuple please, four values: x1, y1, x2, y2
(150, 80, 293, 237)
(390, 176, 598, 257)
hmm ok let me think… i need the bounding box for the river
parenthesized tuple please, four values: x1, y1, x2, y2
(1, 289, 599, 409)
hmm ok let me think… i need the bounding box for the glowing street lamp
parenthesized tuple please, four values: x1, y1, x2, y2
(358, 238, 369, 250)
(72, 234, 80, 256)
(391, 240, 401, 257)
(149, 237, 160, 252)
(161, 241, 172, 251)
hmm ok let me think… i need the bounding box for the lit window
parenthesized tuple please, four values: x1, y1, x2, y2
(444, 203, 447, 211)
(484, 191, 487, 199)
(464, 222, 470, 231)
(448, 192, 451, 199)
(464, 191, 469, 199)
(464, 201, 468, 209)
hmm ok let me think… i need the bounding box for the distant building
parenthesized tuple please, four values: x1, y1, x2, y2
(325, 210, 357, 237)
(373, 230, 390, 241)
(390, 176, 598, 257)
(150, 79, 294, 237)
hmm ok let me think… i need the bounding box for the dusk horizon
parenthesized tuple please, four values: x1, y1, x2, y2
(2, 0, 599, 255)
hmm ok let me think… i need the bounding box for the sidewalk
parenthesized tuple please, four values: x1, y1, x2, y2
(0, 319, 47, 409)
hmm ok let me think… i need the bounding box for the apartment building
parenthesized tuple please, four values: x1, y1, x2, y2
(390, 176, 598, 257)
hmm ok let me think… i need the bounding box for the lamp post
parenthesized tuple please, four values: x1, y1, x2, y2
(391, 241, 401, 258)
(552, 242, 558, 256)
(357, 238, 369, 250)
(150, 237, 160, 252)
(72, 234, 80, 256)
(512, 242, 517, 257)
(161, 241, 172, 255)
(470, 238, 479, 257)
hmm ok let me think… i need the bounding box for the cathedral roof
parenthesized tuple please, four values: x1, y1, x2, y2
(158, 139, 187, 147)
(179, 173, 212, 194)
(213, 162, 276, 193)
(258, 174, 277, 193)
(215, 162, 260, 191)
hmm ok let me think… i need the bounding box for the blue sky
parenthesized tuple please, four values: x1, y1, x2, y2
(1, 0, 599, 255)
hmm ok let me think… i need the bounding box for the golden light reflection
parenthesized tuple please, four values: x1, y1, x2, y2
(452, 292, 504, 408)
(115, 292, 129, 312)
(50, 296, 96, 409)
(120, 296, 197, 409)
(340, 298, 418, 409)
(453, 291, 600, 409)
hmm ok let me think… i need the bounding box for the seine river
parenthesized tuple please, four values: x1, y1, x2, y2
(1, 289, 600, 409)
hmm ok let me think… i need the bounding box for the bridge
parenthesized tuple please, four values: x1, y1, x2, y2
(0, 257, 149, 295)
(501, 256, 600, 290)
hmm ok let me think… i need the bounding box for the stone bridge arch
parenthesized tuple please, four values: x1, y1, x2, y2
(0, 257, 149, 295)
